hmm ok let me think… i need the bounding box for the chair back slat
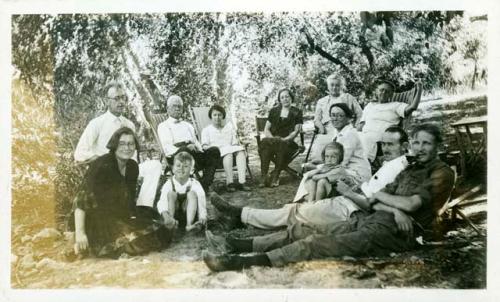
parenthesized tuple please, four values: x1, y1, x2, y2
(189, 106, 230, 140)
(391, 87, 416, 104)
(255, 116, 267, 133)
(149, 113, 169, 131)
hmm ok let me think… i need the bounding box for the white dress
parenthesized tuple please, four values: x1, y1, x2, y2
(201, 123, 245, 157)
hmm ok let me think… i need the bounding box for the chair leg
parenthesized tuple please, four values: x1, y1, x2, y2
(284, 166, 301, 178)
(455, 208, 484, 236)
(247, 163, 253, 181)
(304, 132, 317, 163)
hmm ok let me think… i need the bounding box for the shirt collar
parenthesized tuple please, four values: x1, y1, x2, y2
(167, 116, 182, 124)
(173, 176, 191, 187)
(382, 154, 408, 166)
(105, 110, 122, 122)
(328, 93, 343, 100)
(408, 157, 441, 169)
(337, 124, 353, 137)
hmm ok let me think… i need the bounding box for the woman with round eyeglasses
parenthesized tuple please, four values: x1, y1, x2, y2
(259, 88, 303, 187)
(71, 127, 172, 258)
(320, 103, 371, 188)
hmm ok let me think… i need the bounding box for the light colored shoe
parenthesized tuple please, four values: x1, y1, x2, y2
(186, 221, 204, 233)
(270, 178, 280, 187)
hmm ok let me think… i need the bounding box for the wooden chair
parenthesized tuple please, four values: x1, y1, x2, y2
(141, 109, 169, 162)
(438, 182, 486, 237)
(391, 85, 422, 130)
(416, 170, 486, 247)
(255, 116, 305, 179)
(188, 106, 253, 180)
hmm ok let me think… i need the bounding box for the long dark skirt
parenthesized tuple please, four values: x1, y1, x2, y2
(70, 191, 173, 259)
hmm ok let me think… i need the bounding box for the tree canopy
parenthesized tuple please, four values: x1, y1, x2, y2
(11, 11, 487, 224)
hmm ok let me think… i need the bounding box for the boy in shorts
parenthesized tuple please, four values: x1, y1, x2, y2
(157, 151, 207, 232)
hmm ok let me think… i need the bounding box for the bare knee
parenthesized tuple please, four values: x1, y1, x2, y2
(317, 178, 331, 191)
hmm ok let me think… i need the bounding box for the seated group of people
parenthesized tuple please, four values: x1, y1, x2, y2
(69, 75, 455, 274)
(71, 82, 254, 257)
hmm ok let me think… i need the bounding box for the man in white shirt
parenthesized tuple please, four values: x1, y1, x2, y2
(157, 95, 220, 191)
(74, 82, 162, 208)
(209, 126, 410, 231)
(310, 74, 363, 161)
(358, 79, 422, 162)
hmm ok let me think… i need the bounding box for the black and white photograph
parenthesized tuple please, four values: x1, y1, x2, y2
(1, 0, 499, 300)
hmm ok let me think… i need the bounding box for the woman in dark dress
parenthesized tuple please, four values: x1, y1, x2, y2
(72, 127, 171, 258)
(259, 88, 303, 187)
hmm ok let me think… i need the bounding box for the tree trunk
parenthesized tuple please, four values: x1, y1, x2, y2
(471, 61, 477, 90)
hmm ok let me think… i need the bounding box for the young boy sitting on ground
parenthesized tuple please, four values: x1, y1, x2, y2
(157, 151, 207, 232)
(295, 142, 344, 202)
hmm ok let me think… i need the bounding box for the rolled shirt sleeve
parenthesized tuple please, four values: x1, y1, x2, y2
(74, 119, 100, 162)
(157, 121, 179, 157)
(201, 125, 210, 147)
(314, 96, 328, 125)
(74, 112, 136, 162)
(156, 179, 173, 214)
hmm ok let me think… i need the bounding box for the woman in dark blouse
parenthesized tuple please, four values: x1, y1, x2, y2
(72, 127, 171, 258)
(259, 88, 303, 187)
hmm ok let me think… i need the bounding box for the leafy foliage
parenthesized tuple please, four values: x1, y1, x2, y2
(11, 12, 487, 225)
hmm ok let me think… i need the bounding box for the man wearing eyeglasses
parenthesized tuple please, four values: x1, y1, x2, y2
(74, 82, 162, 208)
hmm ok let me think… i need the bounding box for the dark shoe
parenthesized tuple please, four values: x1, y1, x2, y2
(203, 250, 242, 272)
(226, 234, 253, 252)
(226, 183, 237, 193)
(202, 250, 271, 272)
(205, 230, 233, 254)
(258, 175, 270, 188)
(236, 182, 252, 192)
(209, 192, 242, 217)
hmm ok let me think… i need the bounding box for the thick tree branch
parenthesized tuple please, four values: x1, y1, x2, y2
(359, 34, 375, 69)
(470, 15, 487, 22)
(302, 30, 353, 75)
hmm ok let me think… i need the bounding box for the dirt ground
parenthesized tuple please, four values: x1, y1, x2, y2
(10, 149, 487, 289)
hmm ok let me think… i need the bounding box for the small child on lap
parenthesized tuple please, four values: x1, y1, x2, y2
(157, 151, 207, 232)
(303, 142, 345, 202)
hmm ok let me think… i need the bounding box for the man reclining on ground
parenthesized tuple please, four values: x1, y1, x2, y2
(203, 123, 455, 271)
(209, 126, 412, 235)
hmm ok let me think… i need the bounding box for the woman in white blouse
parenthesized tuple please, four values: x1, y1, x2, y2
(201, 105, 251, 192)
